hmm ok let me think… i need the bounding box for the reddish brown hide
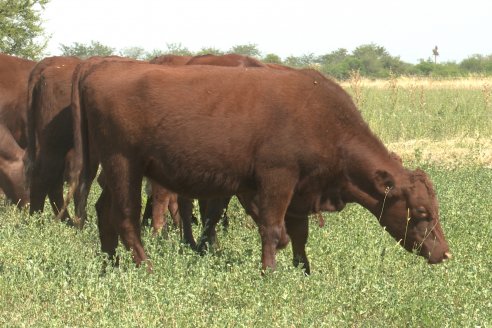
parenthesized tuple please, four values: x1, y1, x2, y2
(25, 56, 82, 221)
(69, 61, 450, 273)
(0, 53, 36, 206)
(148, 54, 324, 234)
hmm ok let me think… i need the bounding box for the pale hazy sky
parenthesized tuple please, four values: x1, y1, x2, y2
(43, 0, 492, 64)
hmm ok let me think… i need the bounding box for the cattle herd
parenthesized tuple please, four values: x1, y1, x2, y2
(0, 52, 451, 274)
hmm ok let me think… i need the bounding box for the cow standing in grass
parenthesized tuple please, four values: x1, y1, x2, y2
(69, 60, 450, 273)
(25, 56, 82, 221)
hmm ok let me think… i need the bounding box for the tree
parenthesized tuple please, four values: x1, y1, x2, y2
(352, 44, 387, 77)
(0, 0, 50, 59)
(229, 43, 261, 58)
(143, 49, 166, 61)
(352, 43, 405, 78)
(196, 47, 224, 56)
(319, 48, 349, 66)
(119, 46, 146, 60)
(432, 46, 439, 64)
(283, 54, 318, 68)
(262, 53, 282, 64)
(164, 42, 192, 56)
(460, 54, 486, 73)
(415, 59, 434, 76)
(60, 41, 115, 59)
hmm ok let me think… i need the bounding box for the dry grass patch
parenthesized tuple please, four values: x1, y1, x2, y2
(387, 138, 492, 167)
(339, 76, 492, 90)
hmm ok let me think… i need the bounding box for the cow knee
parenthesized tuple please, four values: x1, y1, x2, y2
(277, 225, 290, 249)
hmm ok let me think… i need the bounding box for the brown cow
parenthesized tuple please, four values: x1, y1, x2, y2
(69, 61, 450, 273)
(147, 54, 324, 234)
(149, 54, 192, 66)
(146, 54, 309, 235)
(25, 56, 173, 230)
(0, 53, 36, 206)
(25, 56, 176, 228)
(186, 53, 265, 67)
(25, 56, 82, 220)
(26, 56, 190, 238)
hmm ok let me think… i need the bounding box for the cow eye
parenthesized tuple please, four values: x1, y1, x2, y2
(415, 206, 430, 220)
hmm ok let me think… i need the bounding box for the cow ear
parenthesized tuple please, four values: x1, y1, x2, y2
(374, 170, 397, 196)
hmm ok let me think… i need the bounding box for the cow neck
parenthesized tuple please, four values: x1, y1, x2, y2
(339, 136, 403, 217)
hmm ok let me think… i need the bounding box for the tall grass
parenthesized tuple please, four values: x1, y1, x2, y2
(344, 76, 492, 142)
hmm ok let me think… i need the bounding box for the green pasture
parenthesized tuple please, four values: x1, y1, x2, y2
(1, 85, 491, 327)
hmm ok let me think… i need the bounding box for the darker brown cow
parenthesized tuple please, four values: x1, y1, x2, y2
(0, 53, 36, 206)
(69, 61, 450, 273)
(25, 56, 82, 220)
(149, 54, 192, 66)
(186, 53, 265, 67)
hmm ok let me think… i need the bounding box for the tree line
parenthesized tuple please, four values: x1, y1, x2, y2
(2, 0, 492, 80)
(57, 41, 492, 80)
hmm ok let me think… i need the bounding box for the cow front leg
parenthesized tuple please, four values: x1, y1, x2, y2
(285, 214, 310, 274)
(256, 168, 297, 272)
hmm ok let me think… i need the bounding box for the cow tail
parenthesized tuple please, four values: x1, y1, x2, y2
(58, 62, 88, 227)
(24, 65, 42, 187)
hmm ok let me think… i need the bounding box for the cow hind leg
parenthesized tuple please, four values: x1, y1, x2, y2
(28, 160, 50, 215)
(167, 193, 180, 227)
(221, 200, 231, 231)
(48, 173, 71, 223)
(177, 196, 196, 250)
(96, 185, 118, 263)
(150, 184, 171, 237)
(73, 156, 99, 229)
(103, 156, 149, 271)
(141, 195, 153, 227)
(29, 176, 48, 215)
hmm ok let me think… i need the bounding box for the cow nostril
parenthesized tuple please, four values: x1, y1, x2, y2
(443, 252, 452, 260)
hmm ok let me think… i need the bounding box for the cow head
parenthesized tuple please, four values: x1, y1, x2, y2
(375, 169, 451, 263)
(1, 151, 29, 207)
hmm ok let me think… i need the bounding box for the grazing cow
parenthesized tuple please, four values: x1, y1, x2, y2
(186, 53, 265, 67)
(25, 56, 82, 220)
(149, 55, 324, 234)
(0, 53, 36, 206)
(149, 54, 192, 66)
(69, 61, 450, 273)
(146, 54, 306, 234)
